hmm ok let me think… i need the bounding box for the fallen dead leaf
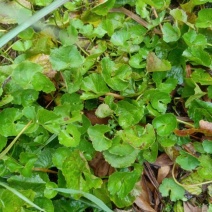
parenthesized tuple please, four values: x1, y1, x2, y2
(157, 166, 170, 184)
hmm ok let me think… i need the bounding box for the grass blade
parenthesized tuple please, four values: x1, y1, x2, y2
(0, 0, 69, 48)
(52, 188, 113, 212)
(0, 182, 45, 211)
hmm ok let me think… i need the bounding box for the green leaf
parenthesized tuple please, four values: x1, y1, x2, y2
(115, 100, 144, 129)
(0, 108, 22, 136)
(32, 72, 56, 93)
(147, 52, 171, 72)
(119, 124, 155, 149)
(197, 155, 212, 180)
(188, 99, 212, 125)
(162, 23, 181, 43)
(183, 47, 211, 67)
(191, 69, 212, 85)
(103, 149, 139, 168)
(176, 151, 200, 171)
(11, 61, 42, 89)
(52, 147, 72, 170)
(12, 40, 32, 52)
(95, 103, 113, 118)
(196, 8, 212, 28)
(202, 140, 212, 154)
(50, 45, 84, 71)
(101, 57, 132, 91)
(170, 8, 187, 23)
(110, 29, 130, 46)
(62, 150, 102, 192)
(81, 73, 110, 100)
(153, 113, 177, 136)
(88, 125, 112, 151)
(92, 0, 115, 16)
(183, 30, 207, 47)
(159, 178, 186, 201)
(108, 170, 141, 198)
(150, 91, 171, 113)
(58, 124, 81, 147)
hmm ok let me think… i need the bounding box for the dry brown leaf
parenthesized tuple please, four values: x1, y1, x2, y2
(157, 166, 170, 184)
(183, 202, 207, 212)
(153, 153, 173, 167)
(89, 152, 114, 177)
(199, 120, 212, 132)
(134, 197, 156, 212)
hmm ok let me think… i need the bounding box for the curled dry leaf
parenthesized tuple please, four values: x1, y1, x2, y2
(157, 166, 171, 184)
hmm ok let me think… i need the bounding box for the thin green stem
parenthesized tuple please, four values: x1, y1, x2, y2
(0, 0, 69, 48)
(0, 121, 32, 160)
(176, 118, 194, 128)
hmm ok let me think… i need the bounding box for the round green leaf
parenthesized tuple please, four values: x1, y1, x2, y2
(152, 113, 177, 136)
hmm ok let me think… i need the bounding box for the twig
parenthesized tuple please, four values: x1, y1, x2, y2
(110, 7, 162, 35)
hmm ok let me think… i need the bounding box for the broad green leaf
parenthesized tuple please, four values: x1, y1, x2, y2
(52, 147, 72, 170)
(101, 57, 132, 91)
(50, 45, 84, 71)
(159, 178, 186, 201)
(32, 72, 55, 93)
(108, 142, 135, 156)
(110, 30, 130, 46)
(58, 124, 81, 147)
(0, 94, 13, 107)
(162, 23, 181, 43)
(183, 30, 207, 47)
(12, 40, 32, 52)
(150, 91, 171, 113)
(196, 8, 212, 28)
(44, 182, 58, 199)
(119, 124, 155, 149)
(108, 170, 141, 198)
(81, 73, 110, 100)
(11, 61, 42, 89)
(197, 155, 212, 180)
(115, 100, 144, 129)
(153, 113, 177, 136)
(88, 125, 112, 151)
(183, 47, 211, 67)
(170, 8, 187, 23)
(147, 52, 171, 72)
(62, 150, 102, 192)
(0, 108, 22, 136)
(34, 148, 53, 168)
(176, 151, 200, 171)
(188, 99, 212, 125)
(59, 24, 78, 46)
(143, 0, 170, 9)
(202, 140, 212, 154)
(34, 197, 54, 212)
(191, 69, 212, 85)
(92, 0, 115, 16)
(95, 103, 113, 118)
(103, 149, 140, 168)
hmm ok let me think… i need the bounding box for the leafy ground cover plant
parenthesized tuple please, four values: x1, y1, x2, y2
(0, 0, 212, 211)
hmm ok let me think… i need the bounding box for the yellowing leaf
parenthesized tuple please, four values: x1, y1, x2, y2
(147, 52, 171, 72)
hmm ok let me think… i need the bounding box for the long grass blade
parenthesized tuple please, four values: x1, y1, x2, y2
(0, 182, 45, 211)
(0, 0, 69, 48)
(52, 188, 113, 212)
